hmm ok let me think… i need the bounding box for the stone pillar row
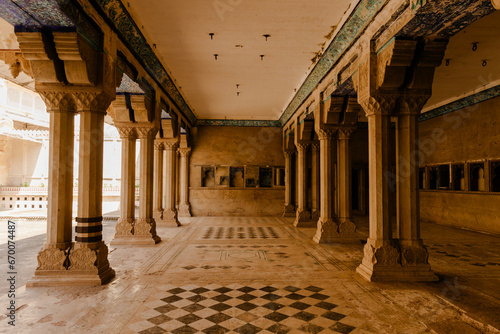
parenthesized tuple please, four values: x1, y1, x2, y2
(112, 124, 161, 245)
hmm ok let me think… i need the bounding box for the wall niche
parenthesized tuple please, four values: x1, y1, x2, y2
(230, 167, 245, 187)
(201, 167, 215, 187)
(198, 165, 285, 188)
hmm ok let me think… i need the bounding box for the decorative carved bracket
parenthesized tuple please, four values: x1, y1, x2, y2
(0, 51, 32, 78)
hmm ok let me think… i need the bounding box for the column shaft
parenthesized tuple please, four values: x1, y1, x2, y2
(46, 110, 74, 249)
(311, 143, 320, 221)
(76, 110, 105, 244)
(178, 148, 192, 217)
(153, 143, 163, 220)
(336, 129, 359, 241)
(283, 151, 295, 216)
(396, 100, 435, 278)
(313, 129, 339, 243)
(294, 144, 311, 226)
(114, 127, 136, 238)
(134, 126, 161, 243)
(162, 142, 181, 226)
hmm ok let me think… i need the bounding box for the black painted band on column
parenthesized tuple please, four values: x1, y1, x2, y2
(75, 216, 103, 223)
(75, 225, 103, 233)
(75, 236, 102, 243)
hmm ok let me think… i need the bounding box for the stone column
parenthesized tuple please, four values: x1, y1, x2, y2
(336, 128, 359, 242)
(163, 140, 181, 226)
(153, 142, 164, 220)
(112, 126, 137, 242)
(135, 126, 161, 243)
(0, 136, 10, 186)
(313, 129, 339, 243)
(283, 150, 295, 217)
(356, 97, 401, 281)
(310, 143, 320, 221)
(70, 95, 115, 284)
(178, 148, 192, 217)
(396, 97, 436, 280)
(294, 143, 311, 226)
(29, 96, 76, 286)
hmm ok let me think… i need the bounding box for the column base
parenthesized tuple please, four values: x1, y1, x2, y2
(310, 210, 320, 222)
(283, 204, 295, 217)
(293, 209, 314, 227)
(356, 240, 438, 282)
(178, 203, 192, 217)
(153, 209, 163, 221)
(27, 242, 116, 287)
(313, 218, 339, 243)
(159, 209, 182, 227)
(112, 218, 161, 245)
(114, 218, 134, 237)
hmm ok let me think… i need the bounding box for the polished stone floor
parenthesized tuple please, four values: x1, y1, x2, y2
(0, 216, 499, 333)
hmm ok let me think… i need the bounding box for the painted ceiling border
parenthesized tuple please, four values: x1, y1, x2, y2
(196, 119, 281, 127)
(278, 0, 389, 126)
(87, 0, 197, 126)
(419, 85, 500, 122)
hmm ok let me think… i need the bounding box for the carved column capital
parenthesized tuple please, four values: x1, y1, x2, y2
(136, 126, 158, 139)
(37, 91, 77, 112)
(398, 95, 429, 115)
(360, 95, 397, 117)
(337, 127, 356, 140)
(296, 142, 309, 151)
(178, 148, 191, 157)
(116, 126, 137, 140)
(154, 141, 164, 150)
(317, 128, 336, 140)
(283, 150, 295, 158)
(163, 139, 179, 151)
(311, 143, 320, 151)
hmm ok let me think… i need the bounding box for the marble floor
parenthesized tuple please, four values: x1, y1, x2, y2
(0, 216, 499, 333)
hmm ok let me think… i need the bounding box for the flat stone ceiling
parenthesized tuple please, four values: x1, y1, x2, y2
(126, 0, 354, 121)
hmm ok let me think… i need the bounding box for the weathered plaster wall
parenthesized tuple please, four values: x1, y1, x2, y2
(189, 126, 285, 216)
(419, 96, 500, 164)
(419, 97, 500, 234)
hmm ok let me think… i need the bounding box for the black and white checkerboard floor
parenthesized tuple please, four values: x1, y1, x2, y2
(128, 283, 363, 334)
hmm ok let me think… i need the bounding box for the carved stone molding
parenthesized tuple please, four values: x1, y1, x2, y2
(401, 244, 430, 265)
(362, 243, 401, 267)
(337, 127, 356, 140)
(115, 218, 134, 236)
(398, 95, 430, 115)
(36, 247, 68, 271)
(53, 32, 98, 86)
(116, 126, 137, 140)
(338, 220, 357, 237)
(68, 247, 98, 272)
(360, 95, 397, 117)
(313, 218, 340, 243)
(154, 141, 164, 150)
(134, 218, 154, 237)
(162, 139, 179, 151)
(178, 148, 191, 157)
(296, 143, 309, 151)
(0, 51, 32, 78)
(136, 126, 157, 139)
(317, 128, 336, 140)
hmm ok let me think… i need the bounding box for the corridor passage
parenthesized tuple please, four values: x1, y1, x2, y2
(4, 216, 500, 333)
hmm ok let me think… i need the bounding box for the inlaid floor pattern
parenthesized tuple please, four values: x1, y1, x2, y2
(132, 283, 357, 334)
(202, 226, 282, 240)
